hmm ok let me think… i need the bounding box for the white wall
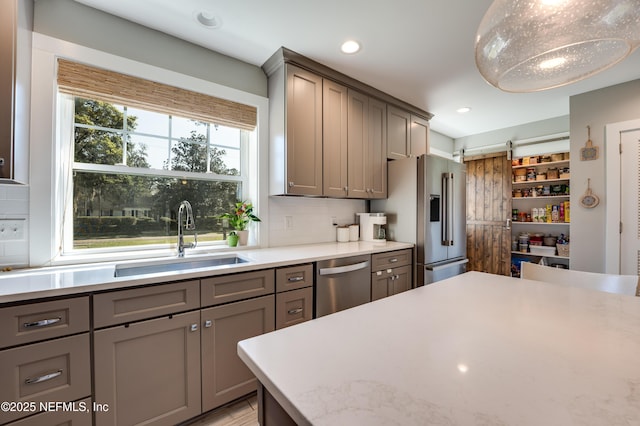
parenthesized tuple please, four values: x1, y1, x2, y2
(569, 79, 640, 273)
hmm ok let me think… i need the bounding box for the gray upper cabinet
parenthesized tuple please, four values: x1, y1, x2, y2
(348, 90, 387, 199)
(410, 114, 429, 157)
(387, 106, 411, 160)
(263, 47, 432, 200)
(0, 0, 16, 179)
(387, 106, 430, 159)
(268, 63, 323, 196)
(323, 79, 349, 197)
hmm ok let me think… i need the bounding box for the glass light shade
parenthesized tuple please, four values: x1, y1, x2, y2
(475, 0, 640, 92)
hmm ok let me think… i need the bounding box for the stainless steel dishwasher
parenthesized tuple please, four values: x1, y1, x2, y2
(316, 254, 371, 317)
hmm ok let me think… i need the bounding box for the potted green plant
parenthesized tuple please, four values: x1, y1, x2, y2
(219, 201, 261, 246)
(226, 231, 239, 247)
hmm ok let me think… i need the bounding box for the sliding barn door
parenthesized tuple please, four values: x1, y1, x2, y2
(466, 154, 512, 275)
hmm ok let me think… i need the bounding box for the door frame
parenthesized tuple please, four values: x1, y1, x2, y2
(604, 118, 640, 273)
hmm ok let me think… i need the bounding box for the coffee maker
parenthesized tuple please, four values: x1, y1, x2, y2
(356, 213, 387, 243)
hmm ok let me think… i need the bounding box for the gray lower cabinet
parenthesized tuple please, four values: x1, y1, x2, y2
(371, 249, 413, 301)
(275, 263, 313, 329)
(0, 297, 91, 425)
(372, 265, 412, 301)
(6, 397, 92, 426)
(201, 295, 275, 412)
(94, 311, 202, 426)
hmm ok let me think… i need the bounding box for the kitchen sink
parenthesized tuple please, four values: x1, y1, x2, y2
(114, 255, 249, 277)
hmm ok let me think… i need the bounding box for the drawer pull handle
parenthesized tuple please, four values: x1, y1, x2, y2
(190, 324, 198, 332)
(25, 370, 62, 385)
(204, 320, 212, 328)
(287, 276, 304, 282)
(287, 308, 303, 315)
(23, 317, 62, 329)
(389, 258, 398, 263)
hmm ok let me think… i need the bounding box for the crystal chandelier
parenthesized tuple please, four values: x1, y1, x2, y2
(475, 0, 640, 92)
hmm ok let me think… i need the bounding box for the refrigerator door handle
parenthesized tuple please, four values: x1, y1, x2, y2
(448, 172, 454, 246)
(441, 173, 448, 246)
(441, 172, 454, 246)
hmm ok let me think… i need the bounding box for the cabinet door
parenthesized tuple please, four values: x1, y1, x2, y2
(371, 271, 391, 301)
(323, 79, 348, 197)
(367, 98, 387, 199)
(410, 115, 429, 157)
(387, 106, 410, 159)
(389, 265, 412, 296)
(94, 311, 201, 426)
(202, 295, 275, 412)
(286, 65, 323, 196)
(276, 287, 312, 329)
(347, 89, 368, 198)
(0, 0, 14, 179)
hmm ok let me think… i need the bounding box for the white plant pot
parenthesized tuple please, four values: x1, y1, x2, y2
(236, 230, 249, 246)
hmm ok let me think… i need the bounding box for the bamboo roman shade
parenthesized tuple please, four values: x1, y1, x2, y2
(57, 59, 257, 131)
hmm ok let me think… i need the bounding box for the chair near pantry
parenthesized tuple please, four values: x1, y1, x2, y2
(521, 262, 639, 297)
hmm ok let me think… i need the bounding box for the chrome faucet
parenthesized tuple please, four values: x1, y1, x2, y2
(177, 200, 197, 257)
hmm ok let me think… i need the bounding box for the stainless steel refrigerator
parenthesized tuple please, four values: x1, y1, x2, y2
(372, 155, 468, 286)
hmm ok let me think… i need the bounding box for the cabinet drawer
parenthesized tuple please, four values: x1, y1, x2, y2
(0, 297, 89, 349)
(0, 333, 91, 424)
(93, 280, 200, 328)
(275, 264, 313, 293)
(371, 249, 412, 271)
(201, 270, 274, 307)
(7, 397, 92, 426)
(276, 287, 313, 329)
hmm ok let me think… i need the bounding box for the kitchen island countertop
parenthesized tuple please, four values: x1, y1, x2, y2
(238, 271, 640, 425)
(0, 241, 412, 304)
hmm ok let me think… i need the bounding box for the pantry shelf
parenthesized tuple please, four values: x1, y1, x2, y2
(511, 150, 571, 277)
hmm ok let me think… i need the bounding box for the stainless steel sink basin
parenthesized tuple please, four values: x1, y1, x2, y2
(114, 255, 249, 277)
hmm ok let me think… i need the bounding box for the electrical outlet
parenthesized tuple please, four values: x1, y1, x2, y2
(285, 215, 294, 230)
(0, 220, 25, 241)
(330, 216, 337, 226)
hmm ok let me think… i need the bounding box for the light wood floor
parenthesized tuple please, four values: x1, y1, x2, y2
(187, 394, 259, 426)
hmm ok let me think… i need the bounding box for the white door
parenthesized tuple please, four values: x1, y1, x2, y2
(620, 128, 640, 275)
(605, 118, 640, 274)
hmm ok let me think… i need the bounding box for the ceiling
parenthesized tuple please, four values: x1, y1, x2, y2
(73, 0, 640, 139)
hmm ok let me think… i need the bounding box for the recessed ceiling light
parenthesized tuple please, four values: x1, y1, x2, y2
(341, 40, 361, 54)
(457, 107, 472, 113)
(194, 10, 222, 29)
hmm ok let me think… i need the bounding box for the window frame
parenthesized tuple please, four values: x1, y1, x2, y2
(29, 34, 269, 267)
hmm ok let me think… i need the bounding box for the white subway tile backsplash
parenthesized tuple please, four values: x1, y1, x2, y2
(268, 197, 367, 247)
(0, 184, 29, 268)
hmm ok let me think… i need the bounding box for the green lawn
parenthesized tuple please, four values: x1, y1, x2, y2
(74, 232, 225, 249)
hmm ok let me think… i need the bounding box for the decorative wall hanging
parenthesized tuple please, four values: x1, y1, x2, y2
(580, 178, 600, 209)
(580, 126, 599, 161)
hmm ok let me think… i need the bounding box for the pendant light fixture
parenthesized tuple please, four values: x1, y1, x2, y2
(475, 0, 640, 93)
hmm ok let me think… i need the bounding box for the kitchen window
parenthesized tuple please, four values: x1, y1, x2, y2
(56, 60, 257, 255)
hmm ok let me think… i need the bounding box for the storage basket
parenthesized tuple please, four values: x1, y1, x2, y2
(556, 243, 570, 257)
(530, 245, 556, 256)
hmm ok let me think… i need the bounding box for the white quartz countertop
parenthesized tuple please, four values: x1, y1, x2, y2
(0, 241, 412, 304)
(238, 271, 640, 426)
